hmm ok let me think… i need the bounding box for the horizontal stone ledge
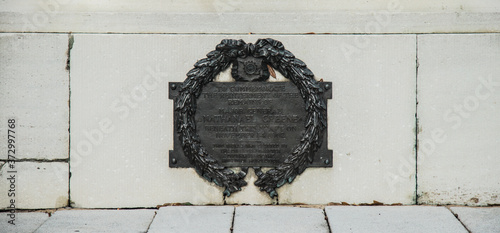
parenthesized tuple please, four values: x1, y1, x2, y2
(1, 12, 500, 34)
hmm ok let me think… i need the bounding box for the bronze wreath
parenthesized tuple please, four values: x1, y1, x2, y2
(174, 38, 327, 198)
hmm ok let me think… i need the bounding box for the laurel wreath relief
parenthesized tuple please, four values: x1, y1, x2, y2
(174, 38, 327, 198)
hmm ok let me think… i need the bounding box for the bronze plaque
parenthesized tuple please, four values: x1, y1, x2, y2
(169, 81, 331, 168)
(168, 38, 332, 197)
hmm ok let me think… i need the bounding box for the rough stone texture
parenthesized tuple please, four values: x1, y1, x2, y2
(148, 206, 233, 233)
(278, 35, 417, 205)
(233, 206, 329, 233)
(69, 35, 416, 207)
(0, 162, 68, 209)
(325, 206, 467, 233)
(0, 33, 69, 160)
(417, 34, 500, 206)
(0, 211, 49, 233)
(34, 209, 156, 233)
(450, 207, 500, 233)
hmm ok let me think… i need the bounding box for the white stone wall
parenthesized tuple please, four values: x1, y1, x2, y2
(1, 0, 500, 13)
(1, 1, 500, 33)
(0, 33, 69, 209)
(417, 34, 500, 206)
(0, 2, 499, 209)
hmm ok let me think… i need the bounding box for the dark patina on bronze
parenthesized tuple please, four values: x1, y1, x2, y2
(169, 38, 332, 198)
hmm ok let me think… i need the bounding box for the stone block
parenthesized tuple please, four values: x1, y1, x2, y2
(148, 206, 233, 233)
(34, 209, 156, 233)
(417, 34, 500, 205)
(450, 207, 500, 233)
(69, 34, 416, 206)
(0, 162, 68, 209)
(325, 206, 467, 233)
(233, 206, 329, 233)
(0, 211, 49, 233)
(0, 33, 69, 160)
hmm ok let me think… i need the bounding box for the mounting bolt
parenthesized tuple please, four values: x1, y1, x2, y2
(324, 84, 330, 90)
(324, 159, 330, 165)
(172, 158, 177, 164)
(170, 83, 177, 90)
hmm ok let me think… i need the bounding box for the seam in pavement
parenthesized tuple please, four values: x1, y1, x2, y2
(446, 206, 471, 233)
(230, 206, 236, 233)
(32, 212, 52, 233)
(323, 207, 332, 233)
(145, 210, 158, 232)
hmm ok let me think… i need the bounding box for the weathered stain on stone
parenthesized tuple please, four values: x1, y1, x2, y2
(65, 33, 74, 71)
(56, 196, 69, 208)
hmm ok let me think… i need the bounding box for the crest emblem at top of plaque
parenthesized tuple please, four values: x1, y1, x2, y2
(232, 55, 270, 81)
(169, 38, 332, 198)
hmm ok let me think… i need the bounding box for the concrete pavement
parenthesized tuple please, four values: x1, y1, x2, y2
(1, 205, 499, 233)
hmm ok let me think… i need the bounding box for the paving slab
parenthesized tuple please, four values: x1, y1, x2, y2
(450, 207, 500, 233)
(34, 209, 156, 233)
(325, 206, 467, 233)
(233, 206, 329, 233)
(0, 211, 49, 233)
(148, 206, 234, 233)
